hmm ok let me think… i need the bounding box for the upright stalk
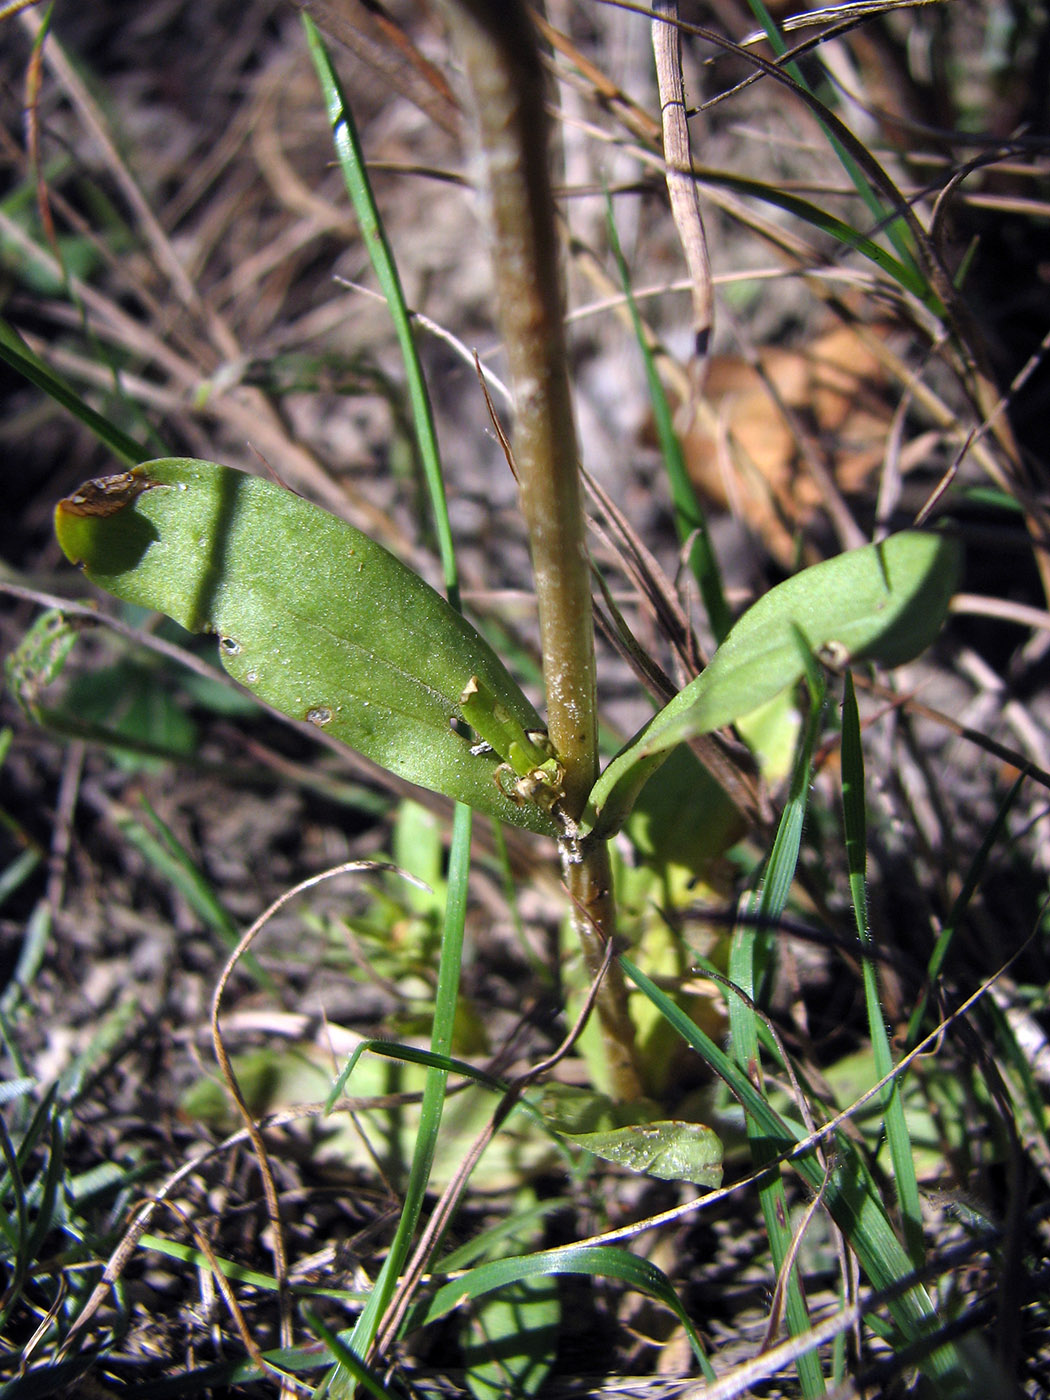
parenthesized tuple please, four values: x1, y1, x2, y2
(436, 0, 642, 1101)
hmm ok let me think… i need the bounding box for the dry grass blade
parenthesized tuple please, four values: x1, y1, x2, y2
(651, 0, 714, 379)
(584, 469, 701, 684)
(584, 469, 769, 827)
(291, 0, 460, 136)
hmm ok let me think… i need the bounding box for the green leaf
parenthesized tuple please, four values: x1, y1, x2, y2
(54, 457, 560, 835)
(626, 743, 746, 876)
(460, 1188, 560, 1400)
(417, 1244, 713, 1378)
(535, 1083, 723, 1187)
(567, 1121, 722, 1186)
(585, 532, 961, 837)
(5, 609, 78, 722)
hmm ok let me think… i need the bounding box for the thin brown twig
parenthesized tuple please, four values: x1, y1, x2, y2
(950, 593, 1050, 634)
(764, 1165, 831, 1350)
(44, 739, 82, 919)
(208, 862, 414, 1358)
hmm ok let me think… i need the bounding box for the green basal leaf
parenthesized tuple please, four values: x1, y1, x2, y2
(55, 458, 560, 835)
(535, 1083, 723, 1187)
(567, 1121, 723, 1187)
(585, 531, 961, 838)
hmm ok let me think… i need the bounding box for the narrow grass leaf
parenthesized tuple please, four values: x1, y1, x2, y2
(19, 1105, 66, 1294)
(336, 801, 474, 1390)
(0, 903, 52, 1022)
(0, 316, 146, 465)
(113, 799, 272, 987)
(437, 1200, 572, 1273)
(698, 165, 928, 304)
(303, 1308, 398, 1400)
(906, 773, 1025, 1047)
(416, 1244, 714, 1380)
(0, 849, 41, 912)
(978, 996, 1050, 1168)
(0, 1078, 36, 1108)
(621, 956, 973, 1396)
(0, 1111, 29, 1298)
(603, 193, 730, 642)
(726, 670, 826, 1397)
(303, 16, 460, 607)
(459, 1188, 559, 1400)
(326, 1039, 507, 1113)
(139, 1234, 364, 1300)
(739, 0, 922, 282)
(841, 672, 923, 1268)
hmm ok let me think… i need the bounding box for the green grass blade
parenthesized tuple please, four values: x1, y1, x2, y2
(137, 1233, 363, 1299)
(0, 316, 147, 466)
(0, 901, 51, 1022)
(738, 0, 923, 286)
(0, 849, 42, 912)
(841, 672, 923, 1268)
(326, 1039, 508, 1113)
(603, 193, 730, 642)
(112, 800, 273, 990)
(303, 1309, 399, 1400)
(436, 1199, 572, 1273)
(0, 1112, 29, 1327)
(726, 669, 826, 1396)
(20, 1106, 66, 1273)
(978, 995, 1050, 1164)
(303, 16, 460, 609)
(620, 956, 972, 1395)
(457, 1188, 560, 1400)
(695, 166, 929, 305)
(334, 801, 473, 1393)
(906, 773, 1025, 1047)
(414, 1243, 714, 1381)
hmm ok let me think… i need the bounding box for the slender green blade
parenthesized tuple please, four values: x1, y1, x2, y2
(0, 316, 146, 466)
(841, 673, 923, 1267)
(603, 194, 730, 641)
(303, 16, 460, 606)
(621, 956, 974, 1395)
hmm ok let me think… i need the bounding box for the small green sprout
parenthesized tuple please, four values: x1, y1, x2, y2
(5, 609, 80, 723)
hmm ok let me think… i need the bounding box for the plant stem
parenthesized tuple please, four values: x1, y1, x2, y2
(436, 0, 643, 1101)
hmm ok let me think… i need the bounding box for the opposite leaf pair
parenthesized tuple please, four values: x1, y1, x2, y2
(55, 457, 961, 838)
